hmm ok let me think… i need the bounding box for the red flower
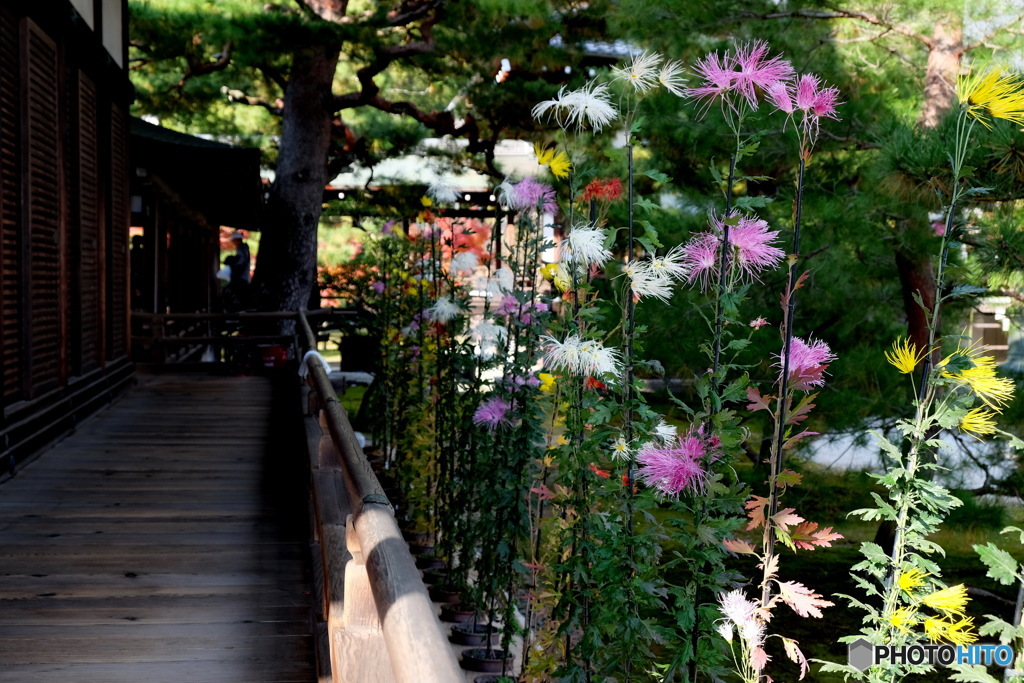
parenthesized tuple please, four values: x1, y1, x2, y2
(589, 463, 610, 479)
(584, 376, 607, 392)
(579, 178, 623, 203)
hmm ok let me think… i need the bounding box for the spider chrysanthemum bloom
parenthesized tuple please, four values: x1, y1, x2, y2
(652, 418, 678, 444)
(680, 232, 720, 292)
(636, 428, 715, 496)
(449, 251, 479, 274)
(960, 407, 998, 439)
(511, 177, 558, 214)
(534, 142, 571, 179)
(541, 334, 620, 377)
(425, 295, 463, 323)
(472, 397, 513, 430)
(426, 179, 459, 204)
(726, 214, 786, 279)
(885, 337, 930, 374)
(685, 51, 735, 116)
(624, 259, 674, 302)
(658, 59, 688, 97)
(564, 225, 611, 267)
(941, 342, 1016, 411)
(779, 336, 836, 390)
(921, 584, 969, 617)
(532, 81, 618, 132)
(649, 244, 690, 282)
(613, 51, 662, 93)
(731, 40, 794, 109)
(897, 567, 929, 593)
(924, 616, 977, 646)
(887, 606, 918, 634)
(957, 67, 1024, 128)
(611, 436, 631, 461)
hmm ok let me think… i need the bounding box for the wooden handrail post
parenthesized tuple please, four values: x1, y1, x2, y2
(331, 514, 394, 683)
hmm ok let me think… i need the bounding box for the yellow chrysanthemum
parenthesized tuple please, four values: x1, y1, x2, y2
(897, 567, 929, 593)
(887, 606, 918, 634)
(885, 338, 930, 374)
(921, 584, 969, 616)
(957, 68, 1024, 128)
(420, 195, 433, 207)
(924, 616, 977, 646)
(959, 407, 998, 439)
(540, 262, 571, 292)
(534, 142, 571, 179)
(940, 340, 1015, 411)
(539, 373, 557, 394)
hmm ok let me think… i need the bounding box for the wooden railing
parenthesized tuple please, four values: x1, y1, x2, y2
(297, 310, 463, 683)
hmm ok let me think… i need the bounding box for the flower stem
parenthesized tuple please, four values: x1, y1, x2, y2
(711, 153, 738, 379)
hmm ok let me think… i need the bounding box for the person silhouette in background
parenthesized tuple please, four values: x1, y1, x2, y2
(229, 231, 250, 286)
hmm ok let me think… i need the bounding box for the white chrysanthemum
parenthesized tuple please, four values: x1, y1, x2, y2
(471, 321, 508, 359)
(449, 251, 479, 274)
(658, 60, 688, 97)
(716, 622, 734, 643)
(425, 295, 463, 323)
(542, 334, 621, 377)
(611, 436, 631, 462)
(719, 590, 759, 632)
(532, 81, 618, 132)
(495, 178, 517, 209)
(494, 267, 514, 292)
(565, 225, 611, 267)
(652, 419, 678, 445)
(613, 51, 662, 93)
(625, 259, 674, 302)
(426, 180, 459, 204)
(649, 244, 689, 282)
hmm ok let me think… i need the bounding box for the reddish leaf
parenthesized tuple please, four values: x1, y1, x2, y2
(783, 431, 819, 450)
(786, 392, 817, 425)
(745, 496, 770, 531)
(791, 521, 843, 550)
(759, 553, 780, 582)
(746, 386, 772, 413)
(783, 637, 809, 680)
(776, 469, 803, 488)
(723, 538, 757, 555)
(752, 647, 771, 672)
(777, 581, 834, 618)
(530, 485, 555, 501)
(771, 508, 805, 534)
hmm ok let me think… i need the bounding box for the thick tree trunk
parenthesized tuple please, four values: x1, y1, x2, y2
(252, 43, 339, 314)
(917, 21, 963, 129)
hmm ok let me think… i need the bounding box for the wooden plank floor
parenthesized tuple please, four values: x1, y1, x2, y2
(0, 374, 314, 682)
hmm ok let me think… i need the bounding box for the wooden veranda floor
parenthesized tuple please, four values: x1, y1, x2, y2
(0, 374, 314, 682)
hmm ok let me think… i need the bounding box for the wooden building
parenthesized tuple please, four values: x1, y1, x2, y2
(0, 0, 133, 476)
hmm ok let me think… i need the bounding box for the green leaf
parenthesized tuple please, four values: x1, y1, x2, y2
(634, 196, 660, 214)
(946, 284, 988, 300)
(974, 542, 1019, 585)
(978, 615, 1019, 644)
(629, 116, 646, 135)
(642, 169, 671, 184)
(1002, 526, 1024, 544)
(949, 664, 1001, 682)
(733, 195, 772, 211)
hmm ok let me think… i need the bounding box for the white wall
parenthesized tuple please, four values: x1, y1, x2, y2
(101, 0, 122, 67)
(69, 0, 95, 28)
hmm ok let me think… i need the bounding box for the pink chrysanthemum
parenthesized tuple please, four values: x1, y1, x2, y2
(764, 80, 795, 114)
(636, 429, 715, 496)
(513, 177, 557, 213)
(685, 51, 735, 115)
(680, 232, 721, 292)
(680, 213, 785, 291)
(778, 336, 837, 390)
(472, 397, 513, 430)
(732, 40, 794, 109)
(724, 214, 786, 278)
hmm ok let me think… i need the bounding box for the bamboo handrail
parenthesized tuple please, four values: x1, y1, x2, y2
(297, 310, 463, 683)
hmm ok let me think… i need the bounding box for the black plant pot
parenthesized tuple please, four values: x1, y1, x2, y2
(428, 586, 462, 604)
(420, 569, 448, 586)
(460, 648, 509, 673)
(408, 543, 433, 556)
(449, 623, 498, 646)
(439, 602, 479, 623)
(402, 530, 431, 544)
(415, 555, 445, 571)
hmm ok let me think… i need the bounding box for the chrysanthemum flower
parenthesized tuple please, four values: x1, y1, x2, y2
(731, 40, 794, 109)
(897, 567, 929, 593)
(921, 584, 969, 617)
(658, 59, 688, 97)
(532, 81, 618, 132)
(780, 336, 836, 390)
(426, 179, 459, 204)
(885, 337, 930, 374)
(680, 232, 721, 292)
(579, 178, 623, 203)
(887, 606, 918, 634)
(472, 397, 513, 430)
(726, 214, 786, 278)
(425, 295, 463, 323)
(511, 177, 558, 213)
(652, 418, 678, 444)
(470, 321, 507, 358)
(686, 51, 735, 116)
(541, 334, 621, 377)
(957, 67, 1024, 128)
(613, 51, 663, 93)
(624, 259, 674, 302)
(941, 342, 1016, 410)
(611, 436, 631, 461)
(649, 244, 690, 282)
(636, 428, 714, 496)
(534, 142, 571, 179)
(538, 373, 557, 394)
(717, 590, 765, 650)
(960, 407, 998, 439)
(749, 317, 769, 329)
(449, 251, 479, 274)
(924, 616, 977, 646)
(564, 225, 611, 267)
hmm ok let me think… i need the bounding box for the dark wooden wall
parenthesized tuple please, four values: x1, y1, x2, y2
(0, 1, 133, 478)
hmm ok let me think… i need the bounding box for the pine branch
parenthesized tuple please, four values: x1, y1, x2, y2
(224, 89, 284, 116)
(963, 10, 1024, 52)
(735, 5, 931, 48)
(177, 40, 234, 91)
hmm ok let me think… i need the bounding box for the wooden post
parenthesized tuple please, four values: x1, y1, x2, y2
(331, 514, 394, 683)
